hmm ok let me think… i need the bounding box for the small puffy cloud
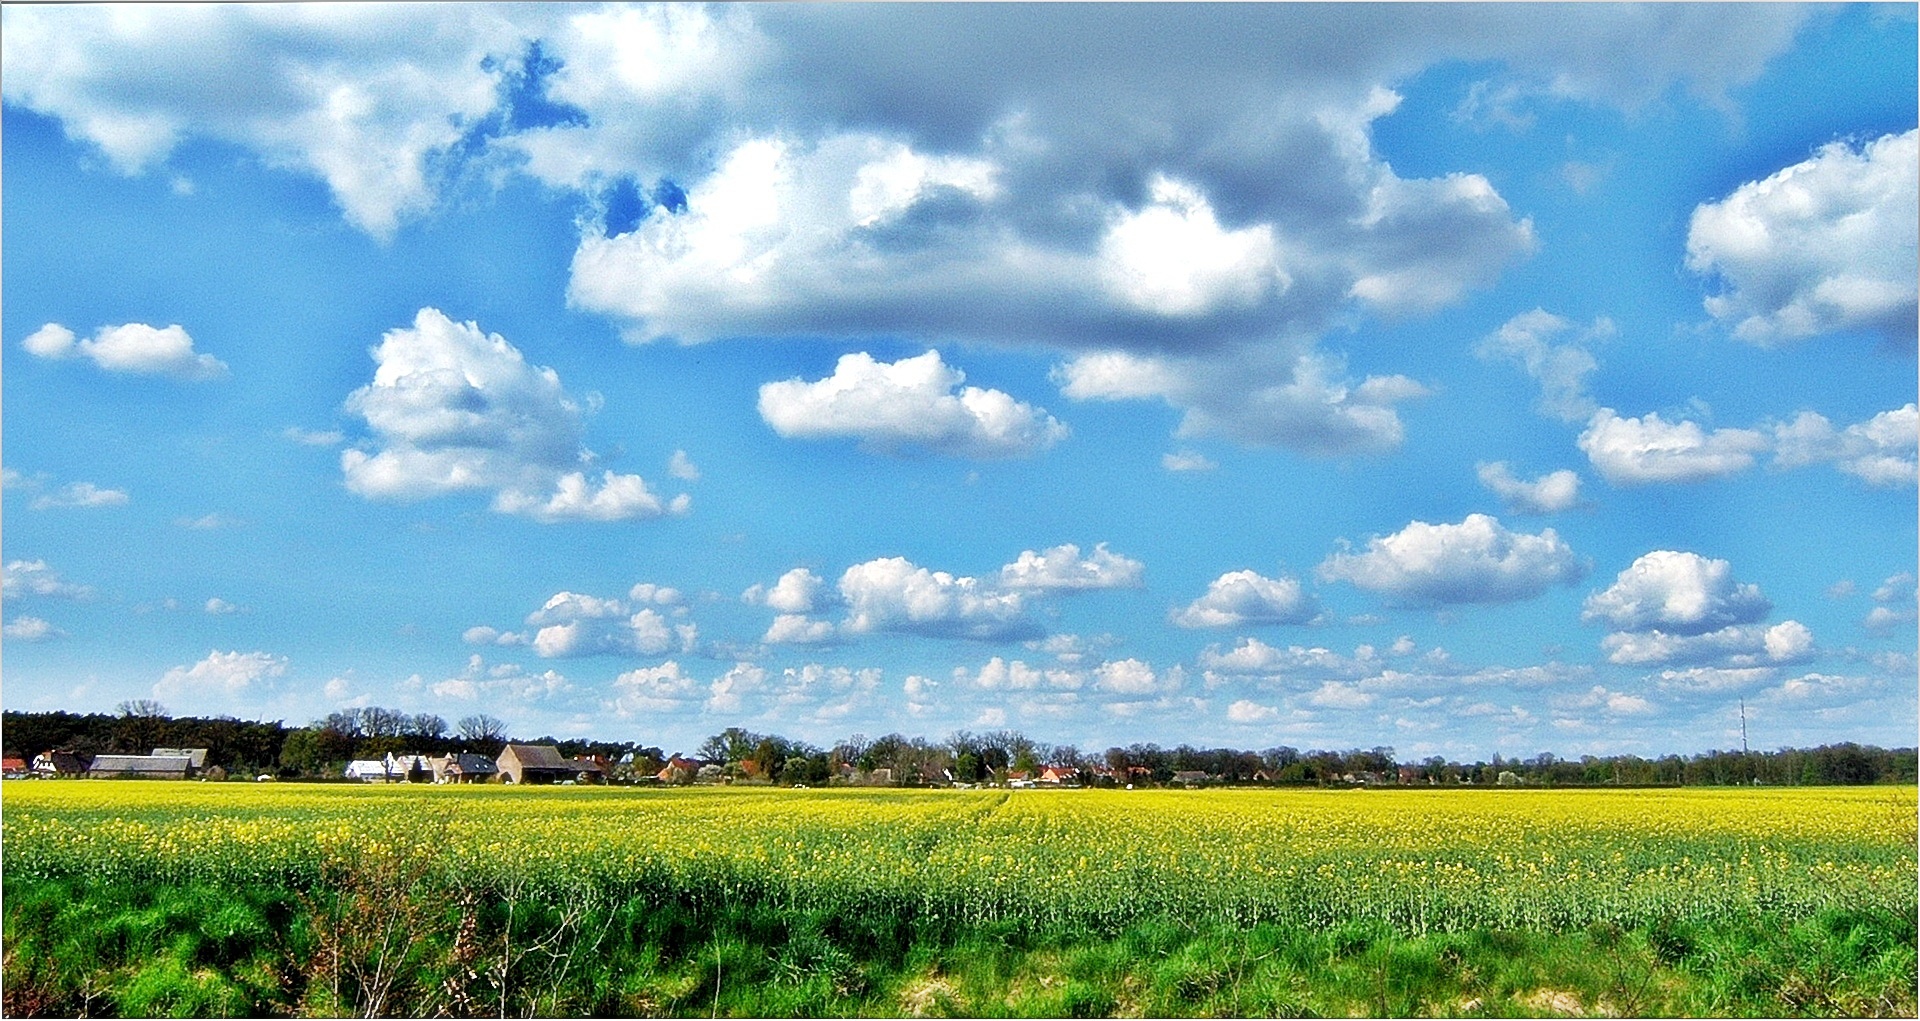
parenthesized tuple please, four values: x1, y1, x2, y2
(1864, 572, 1917, 631)
(1172, 570, 1318, 628)
(29, 482, 129, 510)
(22, 322, 227, 380)
(1872, 572, 1916, 604)
(1583, 551, 1771, 635)
(155, 649, 287, 700)
(609, 660, 702, 714)
(341, 308, 683, 522)
(1161, 450, 1217, 472)
(433, 656, 569, 702)
(1197, 638, 1379, 678)
(481, 587, 696, 658)
(1578, 408, 1767, 485)
(4, 616, 64, 641)
(763, 614, 838, 645)
(1476, 462, 1580, 514)
(743, 567, 829, 614)
(204, 597, 241, 615)
(628, 582, 684, 606)
(838, 556, 1036, 641)
(1, 560, 91, 600)
(668, 449, 701, 481)
(1687, 129, 1918, 345)
(1652, 666, 1777, 697)
(705, 663, 768, 714)
(1093, 658, 1173, 696)
(1475, 309, 1607, 422)
(758, 350, 1067, 459)
(956, 656, 1082, 692)
(1226, 699, 1281, 724)
(1317, 513, 1584, 605)
(1771, 405, 1917, 486)
(998, 543, 1143, 592)
(526, 591, 629, 625)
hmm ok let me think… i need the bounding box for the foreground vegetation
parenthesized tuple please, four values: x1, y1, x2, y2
(4, 783, 1914, 1017)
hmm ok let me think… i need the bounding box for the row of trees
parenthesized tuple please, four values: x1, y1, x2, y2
(3, 705, 1914, 787)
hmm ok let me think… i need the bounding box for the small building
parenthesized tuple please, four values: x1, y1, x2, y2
(3, 757, 30, 778)
(32, 751, 88, 778)
(384, 753, 434, 782)
(151, 747, 209, 769)
(1039, 765, 1080, 786)
(89, 754, 193, 780)
(432, 752, 498, 784)
(495, 743, 575, 785)
(345, 759, 393, 782)
(567, 755, 609, 784)
(656, 755, 703, 784)
(1171, 770, 1210, 787)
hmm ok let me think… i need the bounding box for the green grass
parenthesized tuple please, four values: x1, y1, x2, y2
(6, 876, 1914, 1017)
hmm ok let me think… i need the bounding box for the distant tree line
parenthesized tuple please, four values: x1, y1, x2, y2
(4, 704, 1912, 787)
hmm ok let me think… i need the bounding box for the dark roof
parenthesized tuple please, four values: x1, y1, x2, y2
(445, 753, 497, 773)
(90, 754, 192, 775)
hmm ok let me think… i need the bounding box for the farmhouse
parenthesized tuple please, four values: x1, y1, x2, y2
(655, 755, 703, 783)
(384, 753, 434, 782)
(1038, 766, 1080, 786)
(32, 750, 87, 777)
(432, 752, 498, 784)
(152, 747, 209, 769)
(3, 757, 29, 778)
(495, 743, 576, 785)
(344, 759, 393, 782)
(88, 754, 194, 780)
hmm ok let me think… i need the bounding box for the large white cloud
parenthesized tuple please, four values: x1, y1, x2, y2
(22, 322, 227, 381)
(469, 586, 696, 659)
(1317, 513, 1584, 605)
(1687, 129, 1918, 345)
(341, 308, 685, 522)
(1172, 570, 1318, 628)
(837, 556, 1036, 641)
(998, 543, 1143, 592)
(758, 350, 1066, 459)
(1602, 620, 1813, 667)
(1577, 408, 1768, 485)
(1583, 551, 1772, 635)
(0, 4, 533, 237)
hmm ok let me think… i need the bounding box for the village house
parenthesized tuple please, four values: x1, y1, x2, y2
(1171, 770, 1211, 787)
(1038, 765, 1080, 786)
(32, 750, 87, 778)
(567, 754, 609, 784)
(432, 752, 498, 784)
(345, 759, 393, 782)
(495, 743, 576, 785)
(3, 757, 31, 778)
(655, 755, 703, 784)
(89, 753, 195, 780)
(152, 747, 209, 769)
(384, 753, 434, 782)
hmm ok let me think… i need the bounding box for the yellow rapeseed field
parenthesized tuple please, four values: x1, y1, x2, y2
(4, 782, 1912, 934)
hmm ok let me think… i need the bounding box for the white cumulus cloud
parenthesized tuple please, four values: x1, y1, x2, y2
(1, 560, 91, 601)
(1172, 570, 1318, 628)
(155, 649, 287, 700)
(29, 482, 130, 510)
(1687, 129, 1918, 345)
(340, 308, 684, 522)
(1578, 408, 1768, 485)
(1583, 550, 1772, 635)
(3, 616, 64, 641)
(837, 556, 1036, 641)
(1771, 404, 1917, 486)
(758, 350, 1067, 459)
(1475, 309, 1608, 422)
(998, 543, 1144, 592)
(22, 322, 227, 380)
(1317, 513, 1584, 605)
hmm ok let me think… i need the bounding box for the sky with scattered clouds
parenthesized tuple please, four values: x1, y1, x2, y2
(4, 3, 1914, 759)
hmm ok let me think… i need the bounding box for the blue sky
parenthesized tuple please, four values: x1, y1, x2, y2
(3, 3, 1914, 759)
